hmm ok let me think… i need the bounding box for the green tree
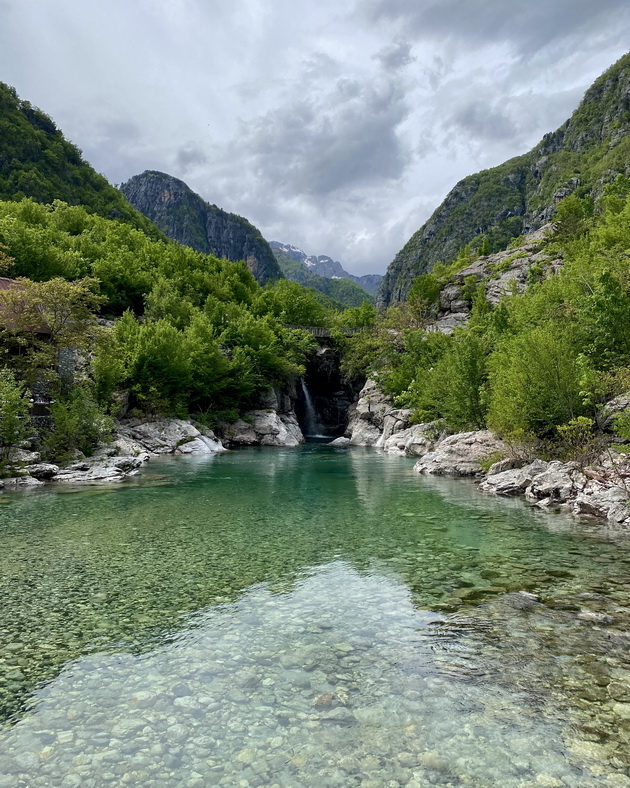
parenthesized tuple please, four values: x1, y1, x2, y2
(0, 367, 31, 461)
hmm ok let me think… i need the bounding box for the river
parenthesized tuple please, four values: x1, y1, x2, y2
(0, 445, 629, 787)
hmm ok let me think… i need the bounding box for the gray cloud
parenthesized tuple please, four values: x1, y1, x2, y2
(237, 77, 410, 199)
(373, 40, 415, 71)
(361, 0, 630, 55)
(175, 143, 208, 173)
(0, 0, 628, 275)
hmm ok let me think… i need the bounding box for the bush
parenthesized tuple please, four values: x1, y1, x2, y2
(44, 387, 113, 460)
(0, 368, 31, 461)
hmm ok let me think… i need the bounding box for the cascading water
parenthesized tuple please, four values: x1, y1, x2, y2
(300, 378, 324, 437)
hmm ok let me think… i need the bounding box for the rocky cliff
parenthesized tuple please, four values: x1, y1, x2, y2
(379, 52, 630, 306)
(120, 171, 283, 285)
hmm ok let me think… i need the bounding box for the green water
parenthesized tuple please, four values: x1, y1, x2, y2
(1, 445, 630, 787)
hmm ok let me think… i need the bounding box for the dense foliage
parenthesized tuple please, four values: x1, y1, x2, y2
(0, 199, 370, 442)
(0, 82, 160, 238)
(343, 177, 630, 448)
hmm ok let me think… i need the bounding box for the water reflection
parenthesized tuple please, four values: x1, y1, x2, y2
(0, 446, 629, 785)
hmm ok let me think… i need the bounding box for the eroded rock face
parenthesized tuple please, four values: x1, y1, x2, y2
(413, 431, 507, 477)
(381, 423, 444, 457)
(117, 419, 225, 455)
(222, 411, 304, 448)
(347, 380, 412, 447)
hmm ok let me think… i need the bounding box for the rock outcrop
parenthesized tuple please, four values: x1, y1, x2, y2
(120, 171, 283, 285)
(429, 228, 562, 334)
(346, 379, 412, 447)
(2, 418, 225, 488)
(221, 411, 304, 448)
(413, 431, 508, 477)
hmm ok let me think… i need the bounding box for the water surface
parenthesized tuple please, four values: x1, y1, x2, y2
(0, 445, 629, 787)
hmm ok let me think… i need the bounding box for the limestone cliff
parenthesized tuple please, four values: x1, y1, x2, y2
(120, 171, 283, 285)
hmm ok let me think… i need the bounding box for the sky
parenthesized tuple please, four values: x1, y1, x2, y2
(0, 1, 629, 275)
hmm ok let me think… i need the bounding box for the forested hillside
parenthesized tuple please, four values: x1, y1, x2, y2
(344, 176, 630, 450)
(0, 82, 160, 239)
(379, 52, 630, 305)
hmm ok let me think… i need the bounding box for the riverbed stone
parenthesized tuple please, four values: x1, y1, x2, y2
(414, 431, 507, 476)
(480, 460, 549, 496)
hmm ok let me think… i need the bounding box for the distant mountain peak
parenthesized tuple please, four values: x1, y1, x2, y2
(269, 241, 383, 296)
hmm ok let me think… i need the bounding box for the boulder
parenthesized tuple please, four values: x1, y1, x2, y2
(349, 420, 382, 447)
(381, 422, 443, 457)
(329, 436, 350, 447)
(573, 484, 630, 524)
(54, 455, 145, 485)
(222, 411, 304, 447)
(525, 461, 585, 503)
(117, 419, 225, 455)
(599, 392, 630, 430)
(374, 409, 412, 449)
(414, 431, 507, 477)
(480, 459, 549, 496)
(25, 463, 60, 480)
(0, 475, 44, 489)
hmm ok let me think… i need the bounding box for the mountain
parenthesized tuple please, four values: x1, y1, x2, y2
(0, 82, 160, 238)
(270, 241, 383, 296)
(378, 52, 630, 306)
(120, 171, 283, 285)
(270, 244, 373, 307)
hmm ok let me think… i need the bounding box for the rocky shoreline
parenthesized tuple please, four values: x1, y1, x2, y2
(345, 380, 630, 530)
(1, 404, 308, 489)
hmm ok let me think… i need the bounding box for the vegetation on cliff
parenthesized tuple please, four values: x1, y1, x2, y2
(379, 52, 630, 306)
(0, 82, 160, 239)
(344, 177, 630, 452)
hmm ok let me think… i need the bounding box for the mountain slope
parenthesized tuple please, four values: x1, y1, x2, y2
(271, 245, 373, 307)
(379, 52, 630, 306)
(0, 82, 160, 238)
(120, 171, 282, 285)
(270, 241, 382, 297)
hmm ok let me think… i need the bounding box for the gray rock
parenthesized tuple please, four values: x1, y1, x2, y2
(222, 410, 304, 447)
(573, 484, 630, 524)
(25, 463, 60, 480)
(117, 419, 225, 455)
(525, 461, 585, 503)
(0, 475, 44, 488)
(480, 459, 549, 496)
(381, 422, 443, 457)
(414, 431, 507, 476)
(329, 436, 350, 447)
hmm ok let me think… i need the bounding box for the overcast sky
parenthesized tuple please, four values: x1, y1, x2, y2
(1, 1, 629, 274)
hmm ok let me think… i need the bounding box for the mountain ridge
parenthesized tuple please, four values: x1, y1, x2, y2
(270, 241, 382, 296)
(378, 51, 630, 306)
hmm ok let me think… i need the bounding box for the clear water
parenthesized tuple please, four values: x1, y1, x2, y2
(0, 445, 630, 788)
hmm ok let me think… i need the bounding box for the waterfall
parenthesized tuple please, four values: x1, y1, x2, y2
(300, 378, 323, 437)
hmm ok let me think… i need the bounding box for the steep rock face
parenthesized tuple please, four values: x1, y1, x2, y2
(120, 171, 282, 285)
(379, 53, 630, 306)
(429, 225, 562, 334)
